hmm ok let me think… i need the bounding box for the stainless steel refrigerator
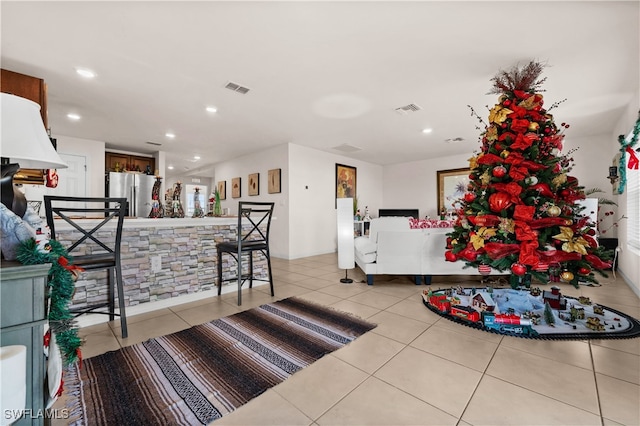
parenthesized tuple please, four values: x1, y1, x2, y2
(107, 172, 157, 217)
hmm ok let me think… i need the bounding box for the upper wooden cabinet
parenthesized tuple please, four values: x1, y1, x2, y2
(106, 152, 155, 174)
(1, 69, 48, 129)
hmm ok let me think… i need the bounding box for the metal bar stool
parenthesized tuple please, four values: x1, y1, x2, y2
(217, 202, 275, 305)
(44, 196, 128, 338)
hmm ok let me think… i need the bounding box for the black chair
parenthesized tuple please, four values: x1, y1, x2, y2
(44, 196, 128, 338)
(217, 202, 275, 305)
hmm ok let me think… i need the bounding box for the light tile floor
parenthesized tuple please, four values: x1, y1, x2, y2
(55, 254, 640, 425)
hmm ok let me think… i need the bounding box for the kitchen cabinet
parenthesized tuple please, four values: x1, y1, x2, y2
(105, 152, 155, 173)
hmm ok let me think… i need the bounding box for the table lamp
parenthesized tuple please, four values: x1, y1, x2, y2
(1, 93, 68, 218)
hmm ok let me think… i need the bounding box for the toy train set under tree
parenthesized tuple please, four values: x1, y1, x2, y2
(422, 286, 640, 340)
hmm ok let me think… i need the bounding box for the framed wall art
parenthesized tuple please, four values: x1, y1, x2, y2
(268, 168, 281, 194)
(231, 177, 241, 198)
(248, 173, 259, 196)
(217, 181, 226, 200)
(335, 163, 356, 202)
(437, 168, 470, 214)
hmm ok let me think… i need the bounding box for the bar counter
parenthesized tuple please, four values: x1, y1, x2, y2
(51, 216, 268, 313)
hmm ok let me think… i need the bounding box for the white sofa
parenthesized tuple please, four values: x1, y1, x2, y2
(354, 217, 508, 285)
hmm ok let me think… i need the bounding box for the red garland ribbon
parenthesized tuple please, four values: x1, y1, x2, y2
(627, 146, 639, 170)
(484, 242, 521, 259)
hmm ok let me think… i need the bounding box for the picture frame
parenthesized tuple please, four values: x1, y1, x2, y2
(231, 177, 241, 198)
(335, 163, 356, 204)
(437, 168, 471, 214)
(248, 173, 259, 196)
(217, 181, 226, 200)
(268, 168, 281, 194)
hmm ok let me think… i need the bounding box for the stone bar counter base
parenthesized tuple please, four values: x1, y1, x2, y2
(51, 217, 268, 311)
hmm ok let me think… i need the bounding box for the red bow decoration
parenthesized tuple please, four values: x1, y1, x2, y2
(58, 256, 85, 279)
(627, 146, 639, 170)
(477, 153, 503, 165)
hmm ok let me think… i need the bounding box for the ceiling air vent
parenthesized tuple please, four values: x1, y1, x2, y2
(146, 141, 162, 146)
(225, 81, 250, 94)
(395, 103, 422, 115)
(332, 144, 362, 153)
(444, 137, 465, 143)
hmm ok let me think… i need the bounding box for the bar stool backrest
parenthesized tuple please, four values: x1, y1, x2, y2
(44, 196, 127, 260)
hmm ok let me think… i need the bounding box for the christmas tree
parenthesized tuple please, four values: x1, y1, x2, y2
(445, 61, 613, 288)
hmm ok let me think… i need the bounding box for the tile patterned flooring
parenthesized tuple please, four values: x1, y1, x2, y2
(55, 254, 640, 425)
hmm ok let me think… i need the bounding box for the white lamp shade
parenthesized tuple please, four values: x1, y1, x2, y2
(1, 93, 67, 169)
(337, 197, 355, 269)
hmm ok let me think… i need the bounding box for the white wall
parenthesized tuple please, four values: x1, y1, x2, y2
(288, 144, 383, 259)
(564, 133, 621, 238)
(611, 93, 640, 296)
(212, 143, 383, 259)
(383, 152, 470, 219)
(214, 143, 290, 258)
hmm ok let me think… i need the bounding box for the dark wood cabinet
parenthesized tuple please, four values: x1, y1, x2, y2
(105, 152, 155, 173)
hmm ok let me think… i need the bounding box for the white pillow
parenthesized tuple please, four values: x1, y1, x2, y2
(354, 236, 377, 255)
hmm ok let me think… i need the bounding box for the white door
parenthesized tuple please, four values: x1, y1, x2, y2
(23, 154, 87, 215)
(45, 153, 87, 198)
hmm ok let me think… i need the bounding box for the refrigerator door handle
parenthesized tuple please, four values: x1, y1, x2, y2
(131, 185, 136, 216)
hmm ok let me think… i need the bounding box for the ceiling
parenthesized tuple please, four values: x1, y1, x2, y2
(2, 1, 638, 178)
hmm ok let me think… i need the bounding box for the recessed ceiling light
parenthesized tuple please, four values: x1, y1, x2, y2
(75, 68, 96, 79)
(165, 133, 175, 139)
(422, 128, 433, 134)
(168, 165, 174, 170)
(193, 156, 201, 160)
(206, 106, 217, 113)
(67, 113, 81, 120)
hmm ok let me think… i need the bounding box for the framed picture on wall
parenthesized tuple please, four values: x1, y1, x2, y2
(248, 173, 259, 196)
(335, 163, 356, 204)
(232, 177, 241, 198)
(217, 181, 226, 200)
(437, 168, 470, 214)
(268, 168, 281, 194)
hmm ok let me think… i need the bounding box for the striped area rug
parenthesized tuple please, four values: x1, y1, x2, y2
(65, 297, 376, 425)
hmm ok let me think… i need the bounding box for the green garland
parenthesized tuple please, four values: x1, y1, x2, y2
(17, 238, 82, 366)
(616, 110, 640, 194)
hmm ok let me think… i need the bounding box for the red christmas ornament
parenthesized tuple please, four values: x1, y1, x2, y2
(492, 165, 507, 178)
(488, 192, 512, 213)
(578, 267, 591, 275)
(445, 251, 458, 262)
(464, 192, 477, 203)
(511, 263, 527, 276)
(478, 264, 492, 276)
